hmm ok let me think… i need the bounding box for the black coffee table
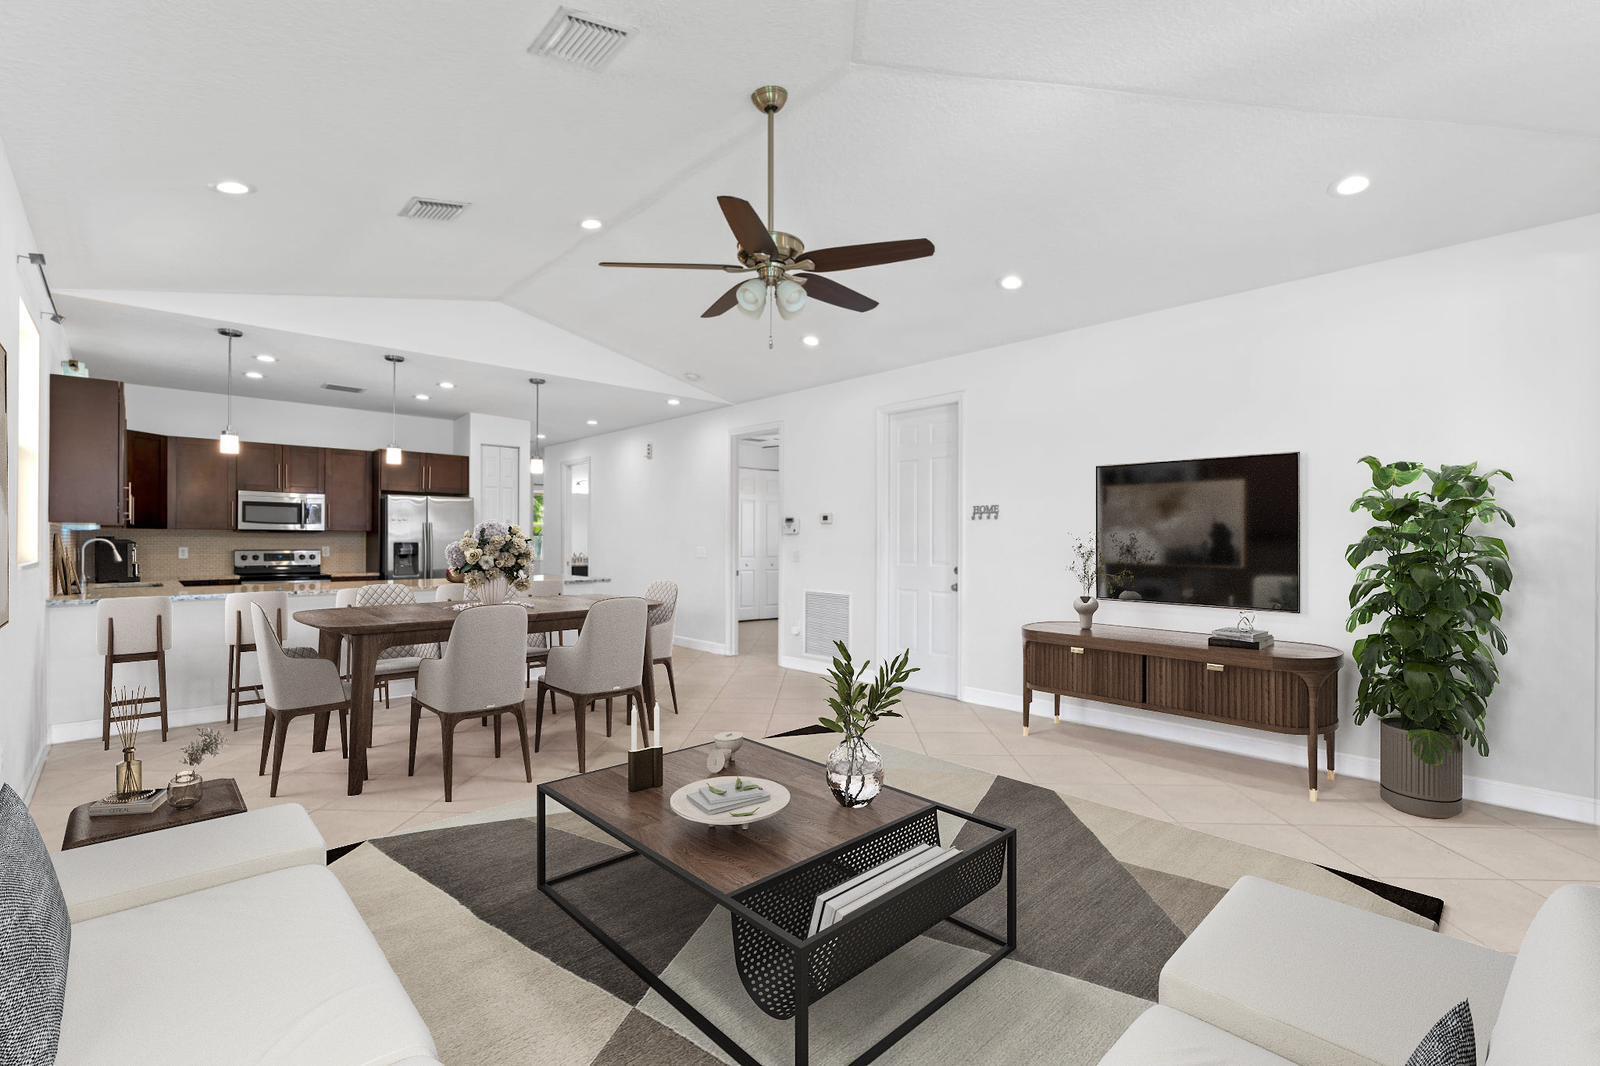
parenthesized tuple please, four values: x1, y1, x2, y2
(538, 741, 1016, 1066)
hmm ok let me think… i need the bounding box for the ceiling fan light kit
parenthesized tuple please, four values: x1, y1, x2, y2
(600, 85, 933, 323)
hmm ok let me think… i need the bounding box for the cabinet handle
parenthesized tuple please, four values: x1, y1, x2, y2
(1069, 646, 1085, 655)
(1205, 662, 1225, 673)
(125, 482, 134, 525)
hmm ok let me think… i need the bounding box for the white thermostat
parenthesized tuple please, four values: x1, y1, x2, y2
(782, 516, 800, 535)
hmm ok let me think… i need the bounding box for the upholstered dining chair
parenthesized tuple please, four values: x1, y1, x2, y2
(251, 603, 349, 798)
(645, 580, 680, 717)
(432, 583, 469, 603)
(95, 597, 173, 749)
(223, 591, 318, 732)
(406, 604, 532, 801)
(351, 582, 439, 706)
(535, 596, 648, 774)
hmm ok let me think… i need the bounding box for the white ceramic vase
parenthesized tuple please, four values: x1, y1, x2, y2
(477, 573, 510, 606)
(1074, 595, 1099, 630)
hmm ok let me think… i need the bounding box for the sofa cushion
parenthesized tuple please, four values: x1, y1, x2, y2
(58, 865, 438, 1066)
(1099, 1005, 1297, 1065)
(1485, 884, 1600, 1066)
(1162, 876, 1513, 1066)
(51, 804, 325, 921)
(1406, 1000, 1475, 1066)
(0, 784, 71, 1066)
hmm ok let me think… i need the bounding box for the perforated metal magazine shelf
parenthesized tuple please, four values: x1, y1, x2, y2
(538, 771, 1016, 1066)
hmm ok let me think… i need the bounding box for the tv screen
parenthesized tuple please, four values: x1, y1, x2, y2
(1096, 452, 1300, 612)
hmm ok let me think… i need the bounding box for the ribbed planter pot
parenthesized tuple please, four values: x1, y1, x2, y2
(1378, 719, 1463, 818)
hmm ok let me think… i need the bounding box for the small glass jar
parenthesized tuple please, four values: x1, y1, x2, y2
(168, 767, 204, 810)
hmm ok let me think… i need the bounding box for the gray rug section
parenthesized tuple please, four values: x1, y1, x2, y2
(933, 774, 1187, 1001)
(593, 1009, 724, 1066)
(372, 818, 716, 1003)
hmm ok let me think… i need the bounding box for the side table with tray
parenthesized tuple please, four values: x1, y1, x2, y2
(61, 778, 249, 851)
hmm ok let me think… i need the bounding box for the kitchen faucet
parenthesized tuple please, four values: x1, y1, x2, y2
(79, 537, 122, 600)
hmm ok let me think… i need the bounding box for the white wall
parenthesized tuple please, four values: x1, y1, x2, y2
(124, 383, 457, 452)
(452, 412, 532, 532)
(545, 214, 1600, 822)
(0, 134, 64, 796)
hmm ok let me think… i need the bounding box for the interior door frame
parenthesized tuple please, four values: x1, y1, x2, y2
(725, 421, 783, 659)
(560, 455, 591, 581)
(875, 393, 964, 698)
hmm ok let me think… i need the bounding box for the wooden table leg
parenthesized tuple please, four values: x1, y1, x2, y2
(312, 631, 341, 752)
(347, 636, 379, 795)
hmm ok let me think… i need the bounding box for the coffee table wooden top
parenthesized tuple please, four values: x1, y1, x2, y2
(61, 778, 247, 851)
(541, 742, 932, 895)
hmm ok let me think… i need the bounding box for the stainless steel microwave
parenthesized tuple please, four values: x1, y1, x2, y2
(237, 490, 326, 531)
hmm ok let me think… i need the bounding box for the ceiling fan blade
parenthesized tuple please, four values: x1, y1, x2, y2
(701, 281, 746, 318)
(797, 273, 879, 312)
(797, 238, 935, 272)
(599, 261, 746, 271)
(717, 196, 778, 258)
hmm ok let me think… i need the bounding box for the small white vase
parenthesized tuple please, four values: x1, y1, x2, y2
(1074, 595, 1098, 630)
(477, 574, 509, 605)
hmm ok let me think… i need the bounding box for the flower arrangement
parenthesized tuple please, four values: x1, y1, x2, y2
(1068, 535, 1096, 599)
(445, 522, 532, 592)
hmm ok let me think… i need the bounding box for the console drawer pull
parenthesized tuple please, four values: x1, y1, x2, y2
(1070, 646, 1086, 655)
(1205, 662, 1225, 673)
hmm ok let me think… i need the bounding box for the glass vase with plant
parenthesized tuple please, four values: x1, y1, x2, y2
(817, 641, 918, 808)
(169, 727, 224, 810)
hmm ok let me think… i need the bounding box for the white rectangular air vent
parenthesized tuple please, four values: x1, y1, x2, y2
(529, 8, 633, 69)
(804, 591, 851, 657)
(321, 383, 365, 394)
(398, 196, 470, 222)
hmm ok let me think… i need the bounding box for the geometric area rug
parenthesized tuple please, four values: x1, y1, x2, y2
(331, 734, 1441, 1065)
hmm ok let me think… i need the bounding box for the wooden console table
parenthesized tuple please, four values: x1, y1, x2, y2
(1021, 623, 1343, 800)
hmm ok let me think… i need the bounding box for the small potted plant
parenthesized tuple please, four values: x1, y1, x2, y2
(1346, 458, 1514, 818)
(444, 522, 532, 605)
(169, 728, 224, 810)
(1068, 535, 1098, 629)
(817, 642, 918, 808)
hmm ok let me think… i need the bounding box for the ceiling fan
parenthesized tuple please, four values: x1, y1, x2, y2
(599, 85, 934, 320)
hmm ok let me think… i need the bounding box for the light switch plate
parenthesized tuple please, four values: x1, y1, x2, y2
(322, 544, 333, 556)
(178, 546, 189, 560)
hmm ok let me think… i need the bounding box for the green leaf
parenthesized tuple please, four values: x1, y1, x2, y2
(706, 782, 726, 796)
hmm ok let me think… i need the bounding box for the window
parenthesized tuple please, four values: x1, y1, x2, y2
(17, 300, 39, 566)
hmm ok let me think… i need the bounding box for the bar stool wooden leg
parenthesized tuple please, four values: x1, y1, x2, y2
(102, 629, 115, 751)
(155, 650, 170, 742)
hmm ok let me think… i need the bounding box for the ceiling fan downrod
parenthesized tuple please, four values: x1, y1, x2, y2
(751, 85, 787, 240)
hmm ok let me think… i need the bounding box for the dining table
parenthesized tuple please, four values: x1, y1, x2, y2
(294, 594, 662, 796)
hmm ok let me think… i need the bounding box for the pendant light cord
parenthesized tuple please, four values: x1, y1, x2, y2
(534, 381, 541, 458)
(225, 332, 233, 428)
(390, 357, 397, 444)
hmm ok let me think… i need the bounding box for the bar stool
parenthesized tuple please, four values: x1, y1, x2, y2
(645, 580, 680, 717)
(251, 603, 350, 797)
(95, 597, 172, 750)
(535, 597, 648, 774)
(223, 592, 317, 732)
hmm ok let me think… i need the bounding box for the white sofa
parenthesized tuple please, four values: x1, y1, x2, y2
(48, 805, 440, 1066)
(1099, 875, 1600, 1066)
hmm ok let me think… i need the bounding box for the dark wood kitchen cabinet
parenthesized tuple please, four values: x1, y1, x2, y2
(237, 442, 324, 493)
(371, 450, 468, 496)
(125, 431, 168, 529)
(166, 435, 236, 530)
(322, 448, 372, 531)
(425, 452, 469, 495)
(48, 375, 127, 526)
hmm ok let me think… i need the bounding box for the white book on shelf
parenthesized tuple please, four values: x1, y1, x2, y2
(821, 846, 960, 931)
(807, 844, 934, 936)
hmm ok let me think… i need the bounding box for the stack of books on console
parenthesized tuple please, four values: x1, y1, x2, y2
(1207, 627, 1275, 650)
(688, 779, 771, 814)
(808, 844, 962, 935)
(87, 788, 168, 817)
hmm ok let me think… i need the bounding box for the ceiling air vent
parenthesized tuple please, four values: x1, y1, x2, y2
(528, 8, 633, 69)
(398, 196, 470, 222)
(321, 383, 365, 395)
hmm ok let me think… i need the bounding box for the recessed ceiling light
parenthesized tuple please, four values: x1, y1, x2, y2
(998, 274, 1024, 290)
(212, 180, 253, 195)
(683, 371, 702, 382)
(666, 397, 681, 406)
(586, 419, 598, 426)
(414, 393, 430, 401)
(536, 433, 547, 440)
(801, 334, 820, 347)
(244, 370, 264, 380)
(254, 353, 275, 363)
(1331, 174, 1371, 197)
(437, 381, 455, 389)
(579, 218, 604, 231)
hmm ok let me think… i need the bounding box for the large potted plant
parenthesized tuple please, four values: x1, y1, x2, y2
(1345, 458, 1514, 818)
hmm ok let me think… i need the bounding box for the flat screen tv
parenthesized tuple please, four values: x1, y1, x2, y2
(1096, 452, 1300, 612)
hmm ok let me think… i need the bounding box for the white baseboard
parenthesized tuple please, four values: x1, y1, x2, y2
(780, 654, 828, 675)
(20, 741, 49, 805)
(675, 635, 733, 656)
(960, 687, 1600, 826)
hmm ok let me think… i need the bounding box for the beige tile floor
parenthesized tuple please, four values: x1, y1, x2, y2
(30, 620, 1599, 952)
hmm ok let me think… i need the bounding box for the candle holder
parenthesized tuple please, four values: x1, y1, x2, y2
(628, 746, 663, 792)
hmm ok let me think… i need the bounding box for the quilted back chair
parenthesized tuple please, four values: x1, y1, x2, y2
(354, 582, 429, 659)
(644, 580, 681, 716)
(432, 583, 469, 603)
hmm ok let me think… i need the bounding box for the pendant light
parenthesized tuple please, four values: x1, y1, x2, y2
(384, 354, 404, 465)
(216, 328, 242, 454)
(528, 378, 546, 477)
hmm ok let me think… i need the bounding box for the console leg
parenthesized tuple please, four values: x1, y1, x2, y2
(1053, 693, 1061, 721)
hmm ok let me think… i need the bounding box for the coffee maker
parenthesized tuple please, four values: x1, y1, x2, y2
(87, 537, 140, 583)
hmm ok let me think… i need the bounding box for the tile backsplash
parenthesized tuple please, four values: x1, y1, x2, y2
(62, 528, 370, 580)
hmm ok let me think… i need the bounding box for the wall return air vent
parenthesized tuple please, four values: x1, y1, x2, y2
(528, 8, 633, 69)
(804, 591, 851, 657)
(398, 197, 470, 222)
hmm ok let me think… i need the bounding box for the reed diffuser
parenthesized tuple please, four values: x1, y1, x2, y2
(113, 688, 145, 797)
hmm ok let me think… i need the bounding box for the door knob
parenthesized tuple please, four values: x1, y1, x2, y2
(950, 582, 959, 591)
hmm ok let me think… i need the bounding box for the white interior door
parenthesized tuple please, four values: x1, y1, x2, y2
(887, 404, 959, 695)
(479, 444, 520, 527)
(737, 467, 780, 621)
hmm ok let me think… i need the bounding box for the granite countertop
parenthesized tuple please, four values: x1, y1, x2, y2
(49, 573, 589, 607)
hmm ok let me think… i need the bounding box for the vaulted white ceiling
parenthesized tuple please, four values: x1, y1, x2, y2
(3, 0, 1597, 409)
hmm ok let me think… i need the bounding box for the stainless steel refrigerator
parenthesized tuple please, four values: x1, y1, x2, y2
(380, 495, 477, 579)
